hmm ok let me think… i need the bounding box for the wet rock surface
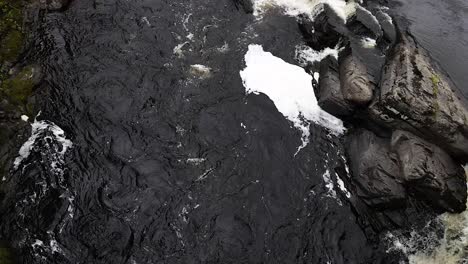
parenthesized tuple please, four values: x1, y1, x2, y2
(316, 56, 353, 117)
(340, 55, 374, 106)
(368, 34, 468, 160)
(355, 5, 383, 38)
(346, 129, 406, 209)
(391, 130, 467, 213)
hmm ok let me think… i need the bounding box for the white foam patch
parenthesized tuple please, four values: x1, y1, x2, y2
(295, 45, 341, 66)
(14, 117, 73, 169)
(174, 42, 189, 57)
(240, 45, 344, 153)
(252, 0, 358, 21)
(186, 158, 206, 165)
(335, 172, 351, 198)
(322, 170, 341, 204)
(190, 64, 212, 79)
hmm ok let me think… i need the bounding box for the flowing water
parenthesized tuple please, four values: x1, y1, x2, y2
(0, 0, 467, 263)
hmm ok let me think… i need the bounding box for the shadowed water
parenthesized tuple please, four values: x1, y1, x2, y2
(0, 1, 397, 263)
(1, 0, 466, 263)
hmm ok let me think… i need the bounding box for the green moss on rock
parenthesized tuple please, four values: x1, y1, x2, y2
(0, 65, 36, 106)
(0, 30, 24, 63)
(431, 74, 440, 97)
(0, 0, 25, 67)
(430, 74, 441, 117)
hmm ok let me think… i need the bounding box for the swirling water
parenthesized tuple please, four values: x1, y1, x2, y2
(0, 0, 467, 263)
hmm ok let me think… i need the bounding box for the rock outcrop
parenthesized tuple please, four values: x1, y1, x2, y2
(368, 34, 468, 160)
(391, 130, 467, 212)
(316, 56, 353, 117)
(346, 129, 467, 213)
(298, 5, 346, 51)
(340, 55, 375, 106)
(346, 129, 406, 209)
(312, 4, 468, 214)
(355, 5, 383, 38)
(375, 10, 396, 43)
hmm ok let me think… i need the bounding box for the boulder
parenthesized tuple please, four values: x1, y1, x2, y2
(391, 130, 467, 213)
(340, 55, 375, 106)
(375, 11, 396, 43)
(316, 56, 353, 117)
(298, 5, 346, 51)
(346, 129, 406, 209)
(368, 34, 468, 160)
(355, 5, 383, 38)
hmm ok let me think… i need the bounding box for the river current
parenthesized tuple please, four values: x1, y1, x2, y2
(0, 0, 467, 263)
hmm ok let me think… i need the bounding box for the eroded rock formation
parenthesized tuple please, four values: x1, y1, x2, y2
(315, 6, 468, 214)
(346, 129, 406, 209)
(369, 34, 468, 160)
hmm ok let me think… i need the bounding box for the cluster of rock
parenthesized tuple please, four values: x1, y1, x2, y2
(312, 6, 468, 213)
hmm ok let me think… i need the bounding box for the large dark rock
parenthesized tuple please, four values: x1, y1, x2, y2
(316, 56, 353, 117)
(391, 130, 467, 213)
(298, 5, 346, 51)
(346, 129, 406, 209)
(355, 5, 383, 38)
(340, 55, 375, 106)
(375, 11, 396, 43)
(368, 34, 468, 160)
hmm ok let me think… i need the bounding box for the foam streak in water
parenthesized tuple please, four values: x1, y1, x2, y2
(14, 116, 73, 169)
(252, 0, 358, 21)
(240, 44, 345, 154)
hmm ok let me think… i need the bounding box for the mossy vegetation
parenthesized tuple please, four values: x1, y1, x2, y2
(430, 74, 441, 116)
(0, 0, 37, 113)
(0, 0, 25, 67)
(0, 30, 24, 64)
(0, 66, 36, 106)
(431, 74, 440, 97)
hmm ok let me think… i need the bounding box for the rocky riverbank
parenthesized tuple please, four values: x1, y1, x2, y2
(311, 0, 468, 224)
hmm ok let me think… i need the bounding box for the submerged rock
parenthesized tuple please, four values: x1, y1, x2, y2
(346, 129, 406, 209)
(340, 55, 375, 106)
(316, 56, 353, 117)
(391, 130, 467, 213)
(368, 34, 468, 160)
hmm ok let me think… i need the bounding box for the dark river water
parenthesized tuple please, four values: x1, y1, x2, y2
(0, 0, 466, 263)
